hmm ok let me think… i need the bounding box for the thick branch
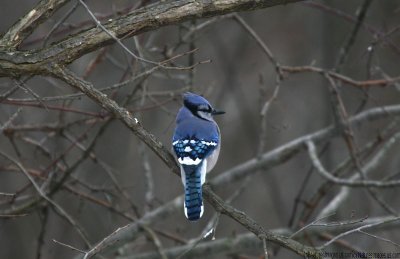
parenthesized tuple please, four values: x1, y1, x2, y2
(49, 66, 320, 258)
(203, 185, 322, 258)
(0, 0, 301, 77)
(117, 213, 400, 259)
(118, 233, 263, 259)
(0, 0, 69, 49)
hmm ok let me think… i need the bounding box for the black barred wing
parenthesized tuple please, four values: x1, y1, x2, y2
(172, 138, 218, 165)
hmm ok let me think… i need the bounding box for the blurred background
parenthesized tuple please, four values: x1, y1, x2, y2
(1, 0, 400, 258)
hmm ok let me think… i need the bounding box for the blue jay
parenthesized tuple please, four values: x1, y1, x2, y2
(172, 92, 224, 221)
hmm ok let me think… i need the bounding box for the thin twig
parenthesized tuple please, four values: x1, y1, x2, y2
(320, 216, 400, 249)
(53, 239, 87, 254)
(0, 108, 22, 132)
(306, 140, 400, 188)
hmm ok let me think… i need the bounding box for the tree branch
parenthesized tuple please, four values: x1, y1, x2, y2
(0, 0, 69, 49)
(49, 63, 321, 259)
(203, 184, 322, 258)
(0, 0, 301, 77)
(50, 64, 179, 177)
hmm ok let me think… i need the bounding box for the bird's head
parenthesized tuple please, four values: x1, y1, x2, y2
(183, 92, 225, 121)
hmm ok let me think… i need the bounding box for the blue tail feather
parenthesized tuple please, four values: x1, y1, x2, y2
(182, 164, 204, 221)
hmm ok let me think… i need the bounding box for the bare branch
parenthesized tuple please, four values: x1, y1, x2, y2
(306, 140, 400, 188)
(0, 150, 92, 247)
(320, 216, 400, 249)
(212, 104, 400, 187)
(282, 65, 400, 88)
(0, 0, 301, 77)
(203, 184, 322, 258)
(0, 0, 69, 49)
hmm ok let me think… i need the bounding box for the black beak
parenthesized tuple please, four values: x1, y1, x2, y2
(212, 109, 225, 115)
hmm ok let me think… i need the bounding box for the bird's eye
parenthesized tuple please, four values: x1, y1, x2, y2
(197, 105, 211, 112)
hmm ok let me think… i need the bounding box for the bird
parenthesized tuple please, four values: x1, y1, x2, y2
(172, 92, 224, 221)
